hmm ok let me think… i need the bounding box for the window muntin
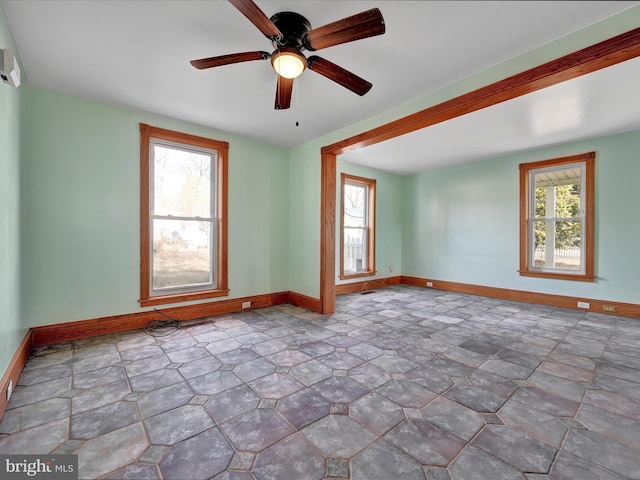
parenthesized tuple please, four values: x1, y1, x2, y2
(519, 152, 594, 281)
(340, 173, 376, 279)
(140, 124, 228, 306)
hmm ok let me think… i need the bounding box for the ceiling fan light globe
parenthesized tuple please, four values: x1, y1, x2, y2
(271, 49, 306, 79)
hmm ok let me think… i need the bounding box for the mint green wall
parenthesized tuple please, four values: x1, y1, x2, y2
(402, 130, 640, 303)
(287, 142, 321, 298)
(336, 160, 402, 285)
(0, 6, 27, 378)
(402, 155, 516, 285)
(22, 87, 290, 328)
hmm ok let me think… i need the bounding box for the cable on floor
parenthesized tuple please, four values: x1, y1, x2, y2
(361, 277, 388, 294)
(144, 308, 181, 336)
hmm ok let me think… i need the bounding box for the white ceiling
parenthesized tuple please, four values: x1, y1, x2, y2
(341, 56, 640, 174)
(2, 1, 639, 172)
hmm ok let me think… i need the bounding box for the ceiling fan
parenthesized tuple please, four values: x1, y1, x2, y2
(190, 0, 386, 110)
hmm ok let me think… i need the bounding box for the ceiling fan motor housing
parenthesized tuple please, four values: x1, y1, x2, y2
(270, 12, 311, 49)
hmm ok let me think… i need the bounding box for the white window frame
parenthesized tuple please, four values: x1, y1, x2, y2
(340, 173, 376, 280)
(149, 138, 218, 296)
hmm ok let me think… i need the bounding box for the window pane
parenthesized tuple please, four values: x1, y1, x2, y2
(534, 186, 546, 219)
(344, 184, 366, 228)
(154, 144, 212, 218)
(152, 219, 213, 290)
(532, 220, 582, 270)
(554, 220, 582, 270)
(343, 228, 367, 273)
(534, 167, 581, 219)
(533, 220, 547, 265)
(554, 183, 581, 218)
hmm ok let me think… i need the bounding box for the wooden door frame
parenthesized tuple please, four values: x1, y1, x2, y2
(319, 27, 640, 314)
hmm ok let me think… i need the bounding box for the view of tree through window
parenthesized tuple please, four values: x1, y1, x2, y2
(343, 182, 367, 274)
(152, 143, 215, 290)
(340, 173, 376, 279)
(533, 174, 582, 270)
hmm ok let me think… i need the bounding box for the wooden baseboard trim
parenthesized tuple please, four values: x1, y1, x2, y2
(401, 276, 640, 318)
(0, 330, 32, 420)
(4, 290, 317, 420)
(31, 292, 291, 346)
(288, 291, 323, 312)
(25, 277, 640, 345)
(336, 276, 402, 295)
(30, 289, 328, 348)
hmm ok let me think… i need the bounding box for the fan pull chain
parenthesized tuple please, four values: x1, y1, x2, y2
(295, 76, 300, 127)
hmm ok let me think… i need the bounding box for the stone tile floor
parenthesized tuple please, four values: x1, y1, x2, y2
(1, 285, 640, 479)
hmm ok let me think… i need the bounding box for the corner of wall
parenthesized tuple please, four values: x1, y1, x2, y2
(0, 1, 30, 402)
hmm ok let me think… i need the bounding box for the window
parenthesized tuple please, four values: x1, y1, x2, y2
(519, 152, 594, 281)
(340, 173, 376, 279)
(140, 124, 228, 306)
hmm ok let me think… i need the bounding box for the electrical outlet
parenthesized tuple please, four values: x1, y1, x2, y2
(388, 265, 393, 273)
(6, 380, 12, 402)
(426, 281, 433, 287)
(577, 301, 590, 309)
(242, 301, 251, 309)
(602, 305, 616, 313)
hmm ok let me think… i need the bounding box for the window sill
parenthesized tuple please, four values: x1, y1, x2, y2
(140, 289, 230, 307)
(518, 270, 595, 282)
(340, 271, 376, 281)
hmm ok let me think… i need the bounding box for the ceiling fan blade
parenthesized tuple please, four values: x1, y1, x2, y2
(275, 75, 294, 110)
(190, 51, 270, 69)
(304, 8, 385, 51)
(228, 0, 282, 40)
(307, 56, 372, 96)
